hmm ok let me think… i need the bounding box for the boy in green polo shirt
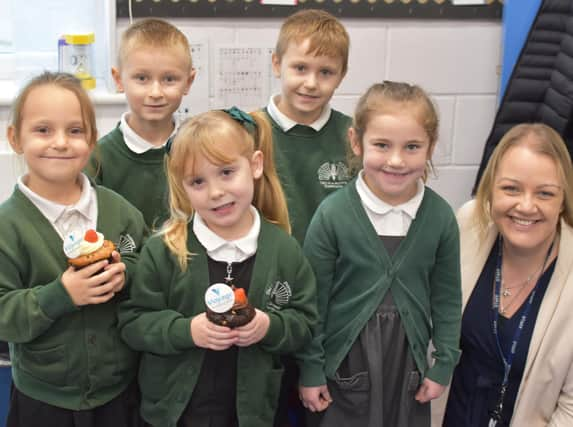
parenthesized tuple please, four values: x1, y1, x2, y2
(87, 18, 195, 229)
(265, 9, 352, 244)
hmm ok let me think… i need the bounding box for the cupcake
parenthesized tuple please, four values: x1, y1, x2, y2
(66, 229, 116, 269)
(206, 286, 255, 328)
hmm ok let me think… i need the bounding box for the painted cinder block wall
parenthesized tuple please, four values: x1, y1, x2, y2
(0, 17, 501, 210)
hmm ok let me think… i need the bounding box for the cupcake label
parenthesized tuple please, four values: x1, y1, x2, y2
(63, 230, 83, 258)
(205, 283, 235, 313)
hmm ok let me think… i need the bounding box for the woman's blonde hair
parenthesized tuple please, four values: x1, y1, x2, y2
(162, 109, 290, 270)
(349, 81, 439, 181)
(475, 123, 573, 232)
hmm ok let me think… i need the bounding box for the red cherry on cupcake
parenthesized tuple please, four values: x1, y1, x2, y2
(84, 229, 99, 243)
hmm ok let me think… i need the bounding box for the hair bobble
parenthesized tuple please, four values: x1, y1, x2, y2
(222, 106, 257, 136)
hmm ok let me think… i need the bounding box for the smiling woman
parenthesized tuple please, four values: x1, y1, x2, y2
(439, 123, 573, 427)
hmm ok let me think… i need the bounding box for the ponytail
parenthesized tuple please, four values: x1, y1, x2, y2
(250, 110, 291, 234)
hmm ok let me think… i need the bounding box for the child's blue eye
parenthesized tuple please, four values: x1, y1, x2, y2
(135, 75, 147, 82)
(375, 142, 389, 150)
(164, 75, 177, 83)
(320, 69, 334, 76)
(406, 144, 420, 151)
(294, 65, 306, 72)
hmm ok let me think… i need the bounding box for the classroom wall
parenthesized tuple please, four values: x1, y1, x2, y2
(0, 17, 502, 210)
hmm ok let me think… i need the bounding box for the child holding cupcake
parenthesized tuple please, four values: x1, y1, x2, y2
(0, 71, 147, 427)
(118, 108, 317, 427)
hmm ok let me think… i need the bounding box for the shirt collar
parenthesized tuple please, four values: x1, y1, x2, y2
(193, 206, 260, 263)
(119, 112, 180, 154)
(17, 173, 96, 225)
(355, 170, 425, 219)
(267, 94, 331, 132)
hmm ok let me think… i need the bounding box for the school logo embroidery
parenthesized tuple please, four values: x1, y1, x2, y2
(265, 281, 292, 310)
(317, 161, 350, 189)
(115, 233, 136, 254)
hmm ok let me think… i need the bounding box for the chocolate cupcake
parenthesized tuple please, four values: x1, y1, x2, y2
(206, 287, 255, 328)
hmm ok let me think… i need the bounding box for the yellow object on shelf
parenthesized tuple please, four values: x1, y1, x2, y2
(58, 32, 96, 90)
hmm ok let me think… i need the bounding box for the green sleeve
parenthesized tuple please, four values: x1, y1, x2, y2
(298, 207, 337, 387)
(0, 251, 77, 343)
(260, 243, 317, 354)
(425, 211, 462, 385)
(118, 239, 195, 355)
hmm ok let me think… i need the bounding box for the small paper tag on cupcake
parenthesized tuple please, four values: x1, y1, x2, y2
(205, 283, 235, 313)
(63, 230, 83, 258)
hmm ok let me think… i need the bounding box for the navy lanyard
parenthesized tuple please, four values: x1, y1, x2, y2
(488, 236, 553, 426)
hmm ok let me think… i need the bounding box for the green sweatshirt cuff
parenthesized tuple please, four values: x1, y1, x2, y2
(169, 317, 194, 350)
(425, 361, 454, 386)
(298, 360, 327, 387)
(34, 277, 78, 320)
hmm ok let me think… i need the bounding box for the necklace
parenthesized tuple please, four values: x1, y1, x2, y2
(498, 247, 552, 315)
(501, 269, 540, 298)
(225, 262, 234, 285)
(499, 282, 532, 315)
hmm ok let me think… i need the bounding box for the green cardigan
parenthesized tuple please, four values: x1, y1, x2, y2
(0, 184, 146, 410)
(119, 219, 317, 427)
(300, 180, 462, 387)
(86, 126, 169, 230)
(265, 109, 352, 243)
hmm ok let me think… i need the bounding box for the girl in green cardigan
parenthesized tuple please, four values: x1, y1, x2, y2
(0, 72, 147, 427)
(299, 82, 462, 427)
(119, 108, 317, 427)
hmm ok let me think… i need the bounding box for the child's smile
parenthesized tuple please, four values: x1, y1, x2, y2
(8, 84, 92, 202)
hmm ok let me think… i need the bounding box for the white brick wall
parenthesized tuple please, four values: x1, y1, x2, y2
(0, 17, 502, 210)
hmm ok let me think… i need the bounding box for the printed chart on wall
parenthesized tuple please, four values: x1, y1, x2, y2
(117, 0, 503, 19)
(213, 46, 276, 112)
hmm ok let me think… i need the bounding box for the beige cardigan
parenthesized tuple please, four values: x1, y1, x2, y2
(433, 200, 573, 426)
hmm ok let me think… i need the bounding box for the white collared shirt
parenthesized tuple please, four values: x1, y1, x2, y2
(193, 206, 260, 263)
(266, 94, 331, 132)
(119, 112, 180, 154)
(18, 173, 98, 240)
(355, 170, 425, 236)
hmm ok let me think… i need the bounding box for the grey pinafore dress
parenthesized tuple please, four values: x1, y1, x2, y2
(318, 236, 430, 427)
